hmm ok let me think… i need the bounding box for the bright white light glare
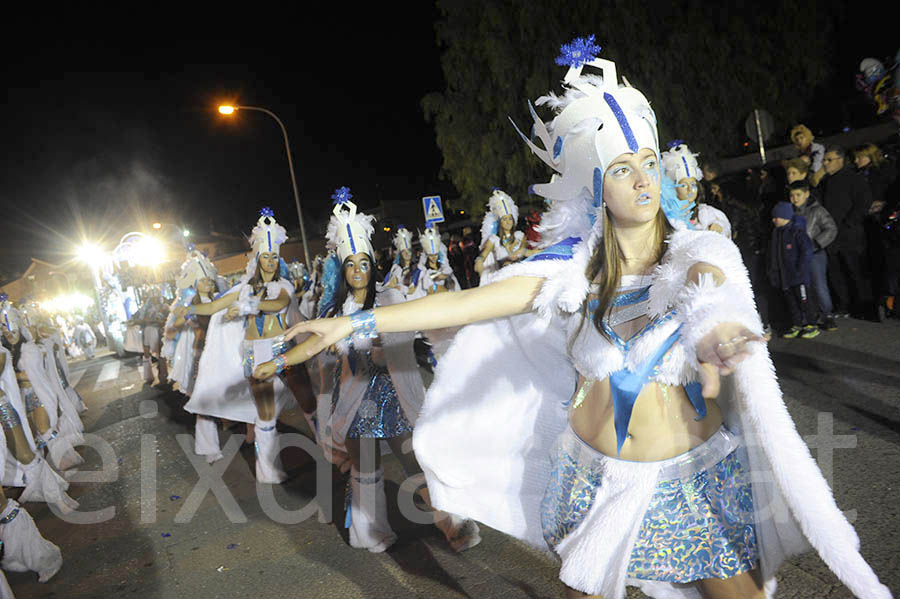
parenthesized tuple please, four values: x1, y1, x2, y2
(218, 105, 235, 115)
(152, 222, 162, 230)
(132, 237, 166, 266)
(182, 229, 190, 237)
(42, 293, 94, 314)
(78, 243, 106, 267)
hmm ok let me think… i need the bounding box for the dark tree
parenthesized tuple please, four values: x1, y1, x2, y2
(423, 0, 837, 213)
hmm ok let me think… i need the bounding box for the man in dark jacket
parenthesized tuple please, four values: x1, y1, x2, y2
(768, 202, 818, 338)
(789, 180, 838, 330)
(821, 146, 873, 317)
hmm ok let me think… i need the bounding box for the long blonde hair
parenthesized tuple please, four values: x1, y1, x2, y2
(578, 207, 671, 342)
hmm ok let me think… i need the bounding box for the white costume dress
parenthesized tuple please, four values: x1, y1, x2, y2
(695, 203, 732, 238)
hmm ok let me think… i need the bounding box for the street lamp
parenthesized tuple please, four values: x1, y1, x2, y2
(217, 104, 312, 270)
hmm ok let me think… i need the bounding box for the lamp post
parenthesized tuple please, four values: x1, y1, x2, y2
(218, 104, 312, 271)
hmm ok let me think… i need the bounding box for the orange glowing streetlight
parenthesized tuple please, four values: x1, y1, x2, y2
(216, 103, 311, 270)
(152, 222, 162, 230)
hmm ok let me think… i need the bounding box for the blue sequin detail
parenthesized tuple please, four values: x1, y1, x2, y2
(593, 167, 604, 208)
(603, 92, 639, 153)
(525, 236, 580, 262)
(682, 156, 692, 179)
(553, 136, 563, 159)
(336, 352, 412, 439)
(627, 451, 758, 582)
(555, 35, 602, 68)
(541, 439, 758, 583)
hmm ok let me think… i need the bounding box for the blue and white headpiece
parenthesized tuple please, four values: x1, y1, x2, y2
(392, 226, 414, 253)
(249, 207, 288, 257)
(419, 225, 443, 257)
(480, 189, 520, 248)
(176, 247, 219, 291)
(326, 186, 375, 263)
(661, 142, 700, 183)
(511, 37, 659, 243)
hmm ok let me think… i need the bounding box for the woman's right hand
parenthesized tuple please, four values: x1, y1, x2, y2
(284, 317, 352, 357)
(173, 306, 189, 319)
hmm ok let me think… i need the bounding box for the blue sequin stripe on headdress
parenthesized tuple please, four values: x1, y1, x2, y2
(267, 231, 272, 252)
(346, 224, 357, 255)
(603, 92, 639, 153)
(681, 156, 692, 179)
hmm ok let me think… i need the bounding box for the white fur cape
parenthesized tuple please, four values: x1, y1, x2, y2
(184, 280, 297, 424)
(412, 228, 891, 599)
(1, 346, 39, 486)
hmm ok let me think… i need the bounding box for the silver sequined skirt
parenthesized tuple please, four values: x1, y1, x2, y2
(541, 424, 758, 583)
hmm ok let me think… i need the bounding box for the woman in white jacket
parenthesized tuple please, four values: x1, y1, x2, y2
(267, 42, 891, 599)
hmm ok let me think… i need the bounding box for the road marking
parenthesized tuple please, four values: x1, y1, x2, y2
(94, 361, 121, 391)
(68, 369, 86, 389)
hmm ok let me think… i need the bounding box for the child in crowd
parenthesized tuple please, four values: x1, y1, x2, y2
(768, 201, 819, 338)
(787, 180, 838, 330)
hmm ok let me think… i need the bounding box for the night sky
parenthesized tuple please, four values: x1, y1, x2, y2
(2, 6, 446, 276)
(2, 5, 895, 278)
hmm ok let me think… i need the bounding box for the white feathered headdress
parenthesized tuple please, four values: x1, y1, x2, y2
(479, 189, 520, 248)
(392, 226, 414, 253)
(419, 225, 443, 256)
(249, 207, 288, 257)
(326, 187, 375, 263)
(661, 141, 700, 183)
(510, 36, 659, 246)
(176, 246, 219, 291)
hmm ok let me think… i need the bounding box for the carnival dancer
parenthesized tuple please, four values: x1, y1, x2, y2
(132, 290, 169, 386)
(416, 225, 460, 295)
(381, 227, 422, 298)
(662, 141, 731, 237)
(0, 488, 63, 586)
(165, 249, 223, 462)
(275, 40, 891, 599)
(474, 189, 528, 281)
(36, 317, 86, 432)
(1, 311, 80, 511)
(178, 208, 307, 482)
(254, 187, 481, 553)
(1, 310, 82, 472)
(72, 316, 96, 360)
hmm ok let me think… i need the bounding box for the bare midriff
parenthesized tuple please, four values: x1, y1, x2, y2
(244, 313, 287, 341)
(569, 374, 723, 461)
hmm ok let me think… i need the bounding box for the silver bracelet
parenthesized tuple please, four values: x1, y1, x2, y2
(349, 310, 378, 340)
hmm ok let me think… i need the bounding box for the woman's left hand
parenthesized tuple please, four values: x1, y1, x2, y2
(253, 361, 277, 381)
(695, 322, 765, 398)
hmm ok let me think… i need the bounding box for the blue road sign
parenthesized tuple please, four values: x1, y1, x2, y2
(423, 195, 444, 225)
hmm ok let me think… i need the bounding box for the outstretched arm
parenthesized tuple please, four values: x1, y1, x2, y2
(176, 292, 237, 317)
(261, 275, 544, 371)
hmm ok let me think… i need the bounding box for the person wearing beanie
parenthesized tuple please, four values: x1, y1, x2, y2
(768, 201, 818, 338)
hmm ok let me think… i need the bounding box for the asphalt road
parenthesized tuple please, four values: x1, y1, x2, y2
(6, 317, 899, 598)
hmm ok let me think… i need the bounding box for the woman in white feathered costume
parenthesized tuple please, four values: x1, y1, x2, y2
(254, 187, 480, 554)
(381, 226, 422, 299)
(662, 141, 732, 238)
(416, 225, 459, 295)
(178, 208, 305, 482)
(275, 39, 891, 599)
(0, 307, 79, 514)
(474, 188, 528, 281)
(0, 307, 83, 474)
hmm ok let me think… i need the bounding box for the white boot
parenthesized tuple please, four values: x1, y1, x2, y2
(43, 430, 83, 471)
(348, 467, 397, 553)
(194, 416, 223, 464)
(253, 418, 286, 484)
(0, 499, 63, 583)
(19, 456, 79, 514)
(434, 511, 481, 553)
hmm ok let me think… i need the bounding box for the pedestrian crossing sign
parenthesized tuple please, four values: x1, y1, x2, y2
(423, 195, 444, 224)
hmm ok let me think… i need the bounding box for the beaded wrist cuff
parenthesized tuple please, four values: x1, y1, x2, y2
(273, 355, 287, 375)
(349, 310, 378, 340)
